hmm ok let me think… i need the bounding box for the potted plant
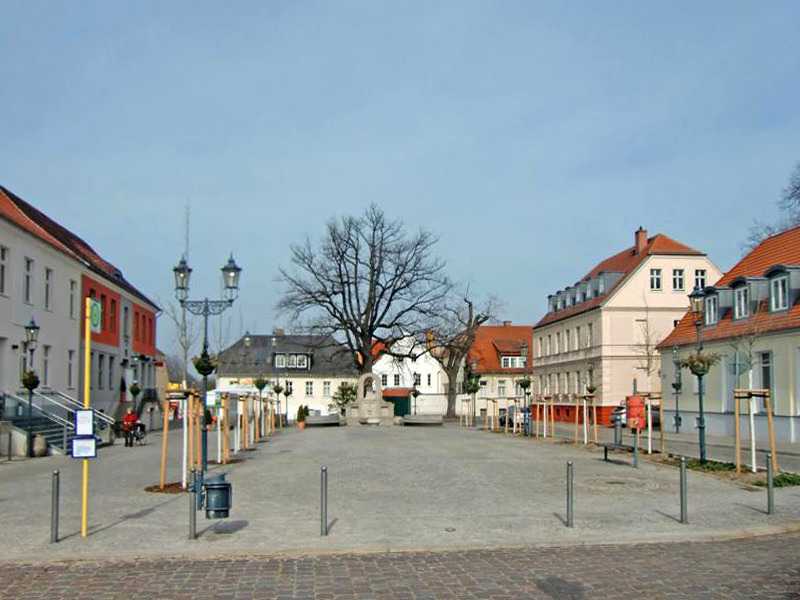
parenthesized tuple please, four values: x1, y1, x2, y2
(192, 349, 217, 377)
(296, 404, 308, 430)
(21, 370, 39, 391)
(680, 351, 721, 377)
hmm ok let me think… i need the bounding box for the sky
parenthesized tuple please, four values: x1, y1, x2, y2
(1, 1, 799, 358)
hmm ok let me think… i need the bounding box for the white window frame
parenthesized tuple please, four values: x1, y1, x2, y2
(501, 356, 510, 368)
(413, 372, 421, 386)
(695, 269, 706, 290)
(323, 381, 331, 397)
(498, 379, 506, 397)
(734, 287, 749, 319)
(44, 268, 52, 310)
(23, 257, 33, 304)
(275, 354, 286, 368)
(288, 354, 297, 368)
(43, 345, 50, 386)
(296, 354, 308, 369)
(771, 276, 788, 311)
(649, 268, 662, 291)
(305, 381, 313, 396)
(705, 296, 719, 325)
(427, 373, 431, 386)
(381, 374, 388, 387)
(109, 356, 115, 390)
(587, 323, 594, 347)
(394, 373, 401, 387)
(0, 246, 8, 295)
(69, 280, 77, 318)
(672, 268, 684, 291)
(67, 350, 74, 388)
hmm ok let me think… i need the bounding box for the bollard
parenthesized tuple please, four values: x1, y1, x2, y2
(189, 468, 197, 540)
(321, 466, 328, 536)
(50, 470, 60, 543)
(679, 457, 688, 524)
(614, 420, 622, 446)
(566, 460, 574, 528)
(633, 428, 639, 468)
(766, 453, 775, 515)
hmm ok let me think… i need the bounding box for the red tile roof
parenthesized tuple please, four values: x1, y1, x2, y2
(468, 323, 533, 375)
(0, 184, 158, 309)
(383, 387, 415, 398)
(535, 233, 703, 328)
(659, 225, 800, 348)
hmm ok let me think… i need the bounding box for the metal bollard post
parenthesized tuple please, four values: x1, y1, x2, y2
(566, 460, 574, 528)
(189, 468, 197, 540)
(321, 466, 328, 536)
(50, 470, 60, 543)
(679, 457, 688, 524)
(614, 420, 622, 446)
(766, 453, 775, 515)
(633, 428, 639, 468)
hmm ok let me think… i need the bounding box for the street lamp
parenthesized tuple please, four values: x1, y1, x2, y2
(470, 360, 478, 425)
(23, 318, 40, 458)
(672, 345, 682, 433)
(411, 374, 420, 415)
(173, 253, 242, 473)
(689, 285, 707, 464)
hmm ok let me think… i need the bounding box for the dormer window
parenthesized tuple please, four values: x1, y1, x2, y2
(297, 354, 309, 369)
(598, 278, 605, 294)
(275, 354, 286, 368)
(771, 276, 788, 311)
(501, 355, 526, 369)
(734, 287, 750, 319)
(705, 295, 719, 325)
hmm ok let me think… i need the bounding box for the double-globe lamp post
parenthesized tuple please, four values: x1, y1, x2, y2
(24, 318, 40, 458)
(689, 285, 707, 464)
(173, 254, 242, 474)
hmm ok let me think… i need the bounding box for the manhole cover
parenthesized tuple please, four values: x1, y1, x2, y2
(444, 527, 456, 532)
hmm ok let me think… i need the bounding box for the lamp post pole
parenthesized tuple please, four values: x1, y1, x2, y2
(24, 318, 40, 458)
(173, 254, 242, 474)
(672, 345, 682, 433)
(689, 285, 707, 465)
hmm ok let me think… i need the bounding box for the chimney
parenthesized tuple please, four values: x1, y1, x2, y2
(503, 320, 511, 327)
(634, 226, 647, 254)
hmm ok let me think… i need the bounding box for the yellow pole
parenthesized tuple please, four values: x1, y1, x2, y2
(81, 296, 91, 539)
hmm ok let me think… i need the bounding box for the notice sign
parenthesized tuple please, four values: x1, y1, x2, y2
(71, 437, 97, 459)
(75, 409, 94, 437)
(89, 298, 102, 333)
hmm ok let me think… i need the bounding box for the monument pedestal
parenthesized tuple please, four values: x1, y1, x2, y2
(346, 373, 395, 426)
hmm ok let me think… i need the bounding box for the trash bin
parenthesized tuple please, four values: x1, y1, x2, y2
(626, 395, 645, 431)
(203, 473, 232, 519)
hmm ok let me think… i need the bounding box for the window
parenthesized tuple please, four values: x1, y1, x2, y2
(305, 381, 313, 396)
(109, 356, 115, 390)
(734, 287, 749, 319)
(649, 268, 662, 291)
(43, 346, 50, 386)
(575, 327, 581, 349)
(553, 374, 559, 394)
(427, 373, 431, 386)
(69, 280, 77, 318)
(759, 352, 773, 413)
(771, 276, 788, 311)
(275, 354, 286, 368)
(288, 354, 297, 368)
(42, 268, 53, 309)
(394, 374, 401, 387)
(110, 300, 117, 332)
(546, 335, 552, 355)
(554, 334, 560, 354)
(123, 306, 129, 336)
(587, 323, 594, 347)
(68, 350, 74, 388)
(0, 246, 6, 294)
(381, 374, 387, 387)
(498, 380, 506, 396)
(286, 381, 293, 394)
(537, 338, 543, 357)
(296, 355, 308, 369)
(564, 330, 570, 352)
(502, 356, 510, 368)
(323, 381, 331, 396)
(598, 279, 605, 294)
(98, 354, 104, 389)
(705, 295, 719, 325)
(23, 257, 33, 303)
(414, 372, 421, 386)
(672, 269, 684, 291)
(100, 295, 107, 330)
(695, 269, 706, 290)
(134, 311, 139, 341)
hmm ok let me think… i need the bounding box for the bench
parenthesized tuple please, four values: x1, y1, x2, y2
(305, 414, 344, 427)
(402, 415, 443, 426)
(602, 443, 632, 462)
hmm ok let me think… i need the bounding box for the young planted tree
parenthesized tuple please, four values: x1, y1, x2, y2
(631, 298, 662, 393)
(330, 382, 357, 414)
(278, 204, 451, 374)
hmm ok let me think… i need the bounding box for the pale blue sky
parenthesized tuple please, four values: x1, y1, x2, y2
(1, 1, 798, 355)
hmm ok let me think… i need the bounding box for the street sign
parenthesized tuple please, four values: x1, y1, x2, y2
(89, 298, 102, 333)
(75, 409, 94, 437)
(71, 437, 97, 459)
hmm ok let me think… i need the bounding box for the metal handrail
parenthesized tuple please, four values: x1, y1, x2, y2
(30, 389, 79, 419)
(3, 391, 74, 430)
(46, 389, 116, 426)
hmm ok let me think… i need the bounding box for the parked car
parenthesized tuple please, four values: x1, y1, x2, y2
(610, 403, 661, 427)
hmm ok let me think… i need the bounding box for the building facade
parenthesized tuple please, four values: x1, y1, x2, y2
(533, 227, 721, 422)
(467, 322, 534, 418)
(0, 185, 159, 428)
(659, 226, 800, 443)
(217, 331, 357, 420)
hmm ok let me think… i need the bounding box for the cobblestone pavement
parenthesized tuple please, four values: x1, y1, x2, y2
(1, 533, 799, 599)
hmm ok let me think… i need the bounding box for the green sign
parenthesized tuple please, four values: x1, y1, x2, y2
(90, 299, 102, 333)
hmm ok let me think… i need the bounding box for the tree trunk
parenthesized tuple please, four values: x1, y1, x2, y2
(445, 367, 459, 418)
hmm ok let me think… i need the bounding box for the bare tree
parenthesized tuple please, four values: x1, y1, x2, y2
(278, 204, 452, 373)
(159, 299, 200, 385)
(631, 297, 662, 393)
(427, 295, 495, 418)
(745, 161, 800, 251)
(729, 300, 766, 389)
